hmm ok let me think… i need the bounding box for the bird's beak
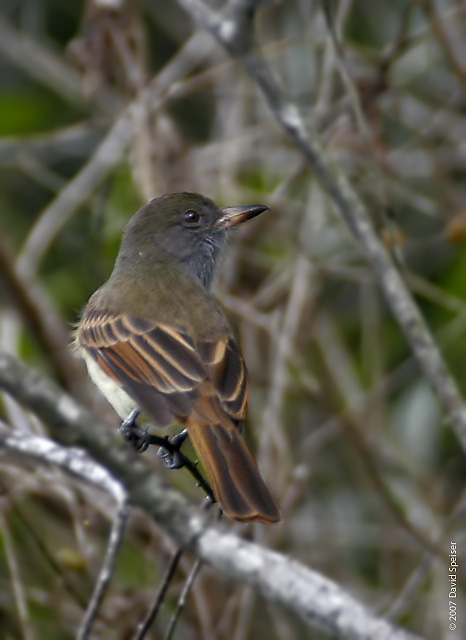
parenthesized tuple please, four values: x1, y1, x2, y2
(216, 204, 269, 229)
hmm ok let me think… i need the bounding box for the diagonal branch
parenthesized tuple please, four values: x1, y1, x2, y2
(172, 0, 466, 453)
(0, 352, 420, 640)
(16, 31, 213, 280)
(77, 499, 131, 640)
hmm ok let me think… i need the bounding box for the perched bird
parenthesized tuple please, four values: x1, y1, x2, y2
(76, 192, 280, 524)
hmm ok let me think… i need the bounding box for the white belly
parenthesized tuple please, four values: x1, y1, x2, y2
(83, 352, 137, 420)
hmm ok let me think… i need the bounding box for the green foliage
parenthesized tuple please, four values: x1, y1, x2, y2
(0, 89, 81, 136)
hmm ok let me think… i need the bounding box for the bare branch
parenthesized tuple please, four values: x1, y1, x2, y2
(0, 426, 130, 636)
(0, 426, 127, 504)
(0, 241, 87, 396)
(77, 499, 131, 640)
(0, 16, 97, 110)
(165, 558, 202, 640)
(424, 0, 466, 93)
(17, 31, 214, 280)
(134, 549, 183, 640)
(0, 352, 421, 640)
(0, 509, 35, 640)
(171, 0, 466, 455)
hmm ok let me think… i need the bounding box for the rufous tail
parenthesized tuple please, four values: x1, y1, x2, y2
(187, 419, 281, 524)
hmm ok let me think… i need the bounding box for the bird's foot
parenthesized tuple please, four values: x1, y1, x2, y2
(157, 429, 188, 469)
(119, 409, 151, 453)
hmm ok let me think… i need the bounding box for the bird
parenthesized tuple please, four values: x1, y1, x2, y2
(75, 192, 280, 524)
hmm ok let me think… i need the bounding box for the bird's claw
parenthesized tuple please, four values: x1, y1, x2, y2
(119, 410, 150, 452)
(157, 429, 188, 469)
(157, 446, 184, 469)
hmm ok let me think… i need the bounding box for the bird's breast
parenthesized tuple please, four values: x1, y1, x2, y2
(82, 350, 137, 420)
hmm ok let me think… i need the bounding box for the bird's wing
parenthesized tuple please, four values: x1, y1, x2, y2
(79, 309, 279, 524)
(197, 337, 248, 421)
(78, 310, 248, 426)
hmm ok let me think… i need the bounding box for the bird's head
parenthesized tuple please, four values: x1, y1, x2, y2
(118, 192, 268, 288)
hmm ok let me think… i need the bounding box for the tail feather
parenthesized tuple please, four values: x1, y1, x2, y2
(187, 419, 281, 524)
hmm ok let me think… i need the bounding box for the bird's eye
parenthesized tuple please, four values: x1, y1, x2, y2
(183, 209, 201, 226)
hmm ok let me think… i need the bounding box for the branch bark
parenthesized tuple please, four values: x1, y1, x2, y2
(0, 352, 420, 640)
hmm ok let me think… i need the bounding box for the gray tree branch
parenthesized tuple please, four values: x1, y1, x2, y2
(0, 352, 420, 640)
(0, 425, 131, 639)
(171, 0, 466, 454)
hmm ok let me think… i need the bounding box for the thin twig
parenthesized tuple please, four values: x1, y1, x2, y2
(382, 553, 434, 621)
(8, 498, 89, 611)
(0, 241, 87, 396)
(165, 558, 202, 640)
(135, 431, 216, 506)
(173, 0, 466, 456)
(424, 0, 466, 94)
(232, 587, 255, 640)
(17, 31, 214, 280)
(314, 0, 351, 120)
(258, 185, 318, 476)
(77, 498, 131, 640)
(313, 312, 446, 560)
(320, 0, 376, 151)
(0, 16, 100, 110)
(134, 549, 183, 640)
(0, 509, 35, 640)
(134, 498, 213, 639)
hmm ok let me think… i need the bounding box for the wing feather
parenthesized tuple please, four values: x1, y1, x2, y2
(199, 338, 248, 420)
(79, 310, 248, 424)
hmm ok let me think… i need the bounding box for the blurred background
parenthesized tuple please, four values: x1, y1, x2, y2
(0, 0, 466, 638)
